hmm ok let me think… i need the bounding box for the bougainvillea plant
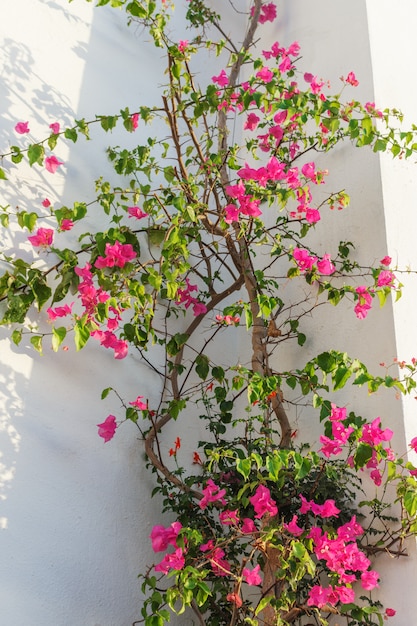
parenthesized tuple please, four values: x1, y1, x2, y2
(2, 1, 417, 625)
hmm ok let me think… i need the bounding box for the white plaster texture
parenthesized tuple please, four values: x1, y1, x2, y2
(0, 1, 417, 625)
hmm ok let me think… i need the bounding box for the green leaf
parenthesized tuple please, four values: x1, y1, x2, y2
(30, 335, 43, 355)
(52, 326, 67, 352)
(354, 442, 373, 469)
(11, 329, 22, 345)
(195, 354, 209, 380)
(333, 366, 351, 390)
(101, 387, 113, 400)
(74, 321, 90, 351)
(28, 144, 45, 166)
(266, 453, 282, 481)
(404, 489, 417, 517)
(64, 128, 78, 143)
(236, 457, 251, 480)
(0, 167, 7, 180)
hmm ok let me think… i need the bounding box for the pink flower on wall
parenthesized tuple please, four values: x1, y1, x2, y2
(45, 155, 64, 173)
(15, 121, 30, 134)
(97, 415, 117, 442)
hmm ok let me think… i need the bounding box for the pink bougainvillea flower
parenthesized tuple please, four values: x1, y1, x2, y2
(127, 206, 148, 219)
(15, 121, 30, 134)
(192, 301, 207, 316)
(293, 247, 317, 272)
(154, 547, 185, 573)
(211, 69, 228, 87)
(45, 155, 64, 173)
(95, 241, 137, 269)
(243, 112, 260, 131)
(249, 484, 278, 518)
(60, 219, 74, 231)
(409, 437, 417, 452)
(256, 67, 274, 83)
(219, 509, 239, 525)
(178, 39, 188, 53)
(317, 254, 335, 275)
(129, 396, 147, 410)
(150, 521, 182, 552)
(97, 414, 117, 442)
(305, 208, 321, 224)
(131, 113, 139, 130)
(226, 592, 242, 608)
(361, 569, 379, 590)
(28, 227, 54, 248)
(251, 2, 277, 24)
(377, 269, 396, 287)
(284, 514, 304, 536)
(330, 403, 347, 421)
(345, 71, 359, 86)
(42, 198, 51, 208)
(242, 564, 262, 586)
(49, 122, 60, 134)
(47, 303, 74, 321)
(385, 608, 396, 617)
(241, 518, 256, 533)
(199, 479, 227, 509)
(380, 255, 392, 266)
(354, 285, 372, 319)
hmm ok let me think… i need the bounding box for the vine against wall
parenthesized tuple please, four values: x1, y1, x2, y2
(1, 1, 417, 625)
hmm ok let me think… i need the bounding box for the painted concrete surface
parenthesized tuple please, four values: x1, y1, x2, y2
(0, 1, 416, 624)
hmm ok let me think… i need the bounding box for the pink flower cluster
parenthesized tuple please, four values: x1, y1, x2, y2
(250, 2, 277, 24)
(95, 241, 137, 269)
(28, 227, 54, 249)
(307, 515, 379, 608)
(175, 278, 207, 316)
(293, 248, 335, 275)
(215, 314, 240, 326)
(75, 262, 128, 359)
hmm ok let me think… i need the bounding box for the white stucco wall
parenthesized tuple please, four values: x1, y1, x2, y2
(1, 1, 417, 625)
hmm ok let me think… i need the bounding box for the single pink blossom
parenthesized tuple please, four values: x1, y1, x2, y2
(49, 122, 60, 134)
(293, 248, 317, 272)
(28, 227, 54, 248)
(330, 404, 347, 421)
(244, 113, 260, 131)
(256, 67, 274, 83)
(284, 514, 304, 536)
(178, 40, 188, 53)
(219, 509, 239, 525)
(354, 286, 372, 319)
(47, 303, 74, 321)
(131, 113, 139, 130)
(97, 414, 117, 442)
(45, 155, 64, 174)
(361, 569, 379, 590)
(127, 206, 148, 219)
(60, 219, 74, 231)
(385, 608, 396, 617)
(226, 592, 242, 608)
(410, 437, 417, 452)
(199, 479, 227, 509)
(242, 564, 262, 586)
(241, 518, 256, 533)
(42, 198, 51, 208)
(250, 485, 278, 519)
(212, 69, 228, 87)
(154, 547, 185, 573)
(305, 208, 321, 224)
(345, 71, 359, 86)
(377, 270, 395, 287)
(150, 521, 182, 552)
(15, 121, 30, 134)
(380, 255, 392, 266)
(192, 301, 207, 316)
(130, 396, 147, 411)
(251, 2, 277, 24)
